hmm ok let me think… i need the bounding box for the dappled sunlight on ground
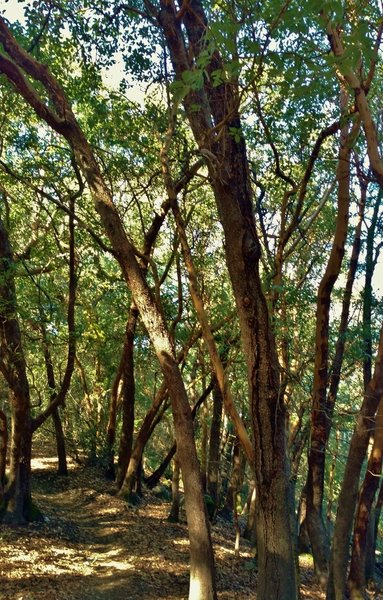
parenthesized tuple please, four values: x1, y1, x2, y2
(1, 446, 259, 599)
(0, 444, 351, 599)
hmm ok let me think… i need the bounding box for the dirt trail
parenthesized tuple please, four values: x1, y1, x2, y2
(0, 446, 258, 600)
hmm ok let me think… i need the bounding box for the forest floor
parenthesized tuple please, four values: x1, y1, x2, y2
(0, 443, 380, 600)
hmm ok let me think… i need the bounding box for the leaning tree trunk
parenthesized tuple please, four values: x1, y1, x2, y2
(327, 324, 383, 600)
(0, 23, 218, 598)
(305, 89, 353, 584)
(362, 189, 382, 389)
(347, 395, 383, 598)
(72, 112, 217, 600)
(166, 179, 253, 466)
(119, 382, 167, 495)
(155, 3, 298, 597)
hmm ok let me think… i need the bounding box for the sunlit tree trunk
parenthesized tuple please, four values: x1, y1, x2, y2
(224, 437, 245, 514)
(243, 483, 257, 545)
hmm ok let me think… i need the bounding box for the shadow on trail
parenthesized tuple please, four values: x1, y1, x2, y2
(1, 452, 257, 600)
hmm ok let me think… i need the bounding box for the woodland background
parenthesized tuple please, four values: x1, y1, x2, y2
(0, 1, 383, 600)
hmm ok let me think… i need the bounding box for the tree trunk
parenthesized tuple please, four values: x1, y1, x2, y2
(168, 454, 181, 522)
(118, 382, 167, 494)
(200, 402, 208, 493)
(243, 483, 257, 545)
(106, 350, 123, 478)
(32, 193, 77, 438)
(40, 331, 68, 476)
(223, 436, 245, 517)
(106, 176, 177, 478)
(115, 306, 138, 487)
(0, 218, 32, 523)
(207, 378, 223, 520)
(156, 3, 298, 596)
(364, 507, 376, 587)
(327, 170, 366, 409)
(362, 190, 382, 389)
(0, 409, 8, 499)
(52, 409, 68, 476)
(348, 395, 383, 598)
(37, 192, 78, 474)
(364, 478, 383, 585)
(306, 89, 353, 584)
(105, 307, 138, 480)
(327, 324, 383, 600)
(298, 502, 311, 554)
(167, 189, 253, 466)
(326, 429, 340, 528)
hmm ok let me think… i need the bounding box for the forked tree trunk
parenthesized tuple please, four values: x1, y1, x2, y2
(118, 382, 167, 494)
(105, 307, 139, 479)
(115, 306, 138, 488)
